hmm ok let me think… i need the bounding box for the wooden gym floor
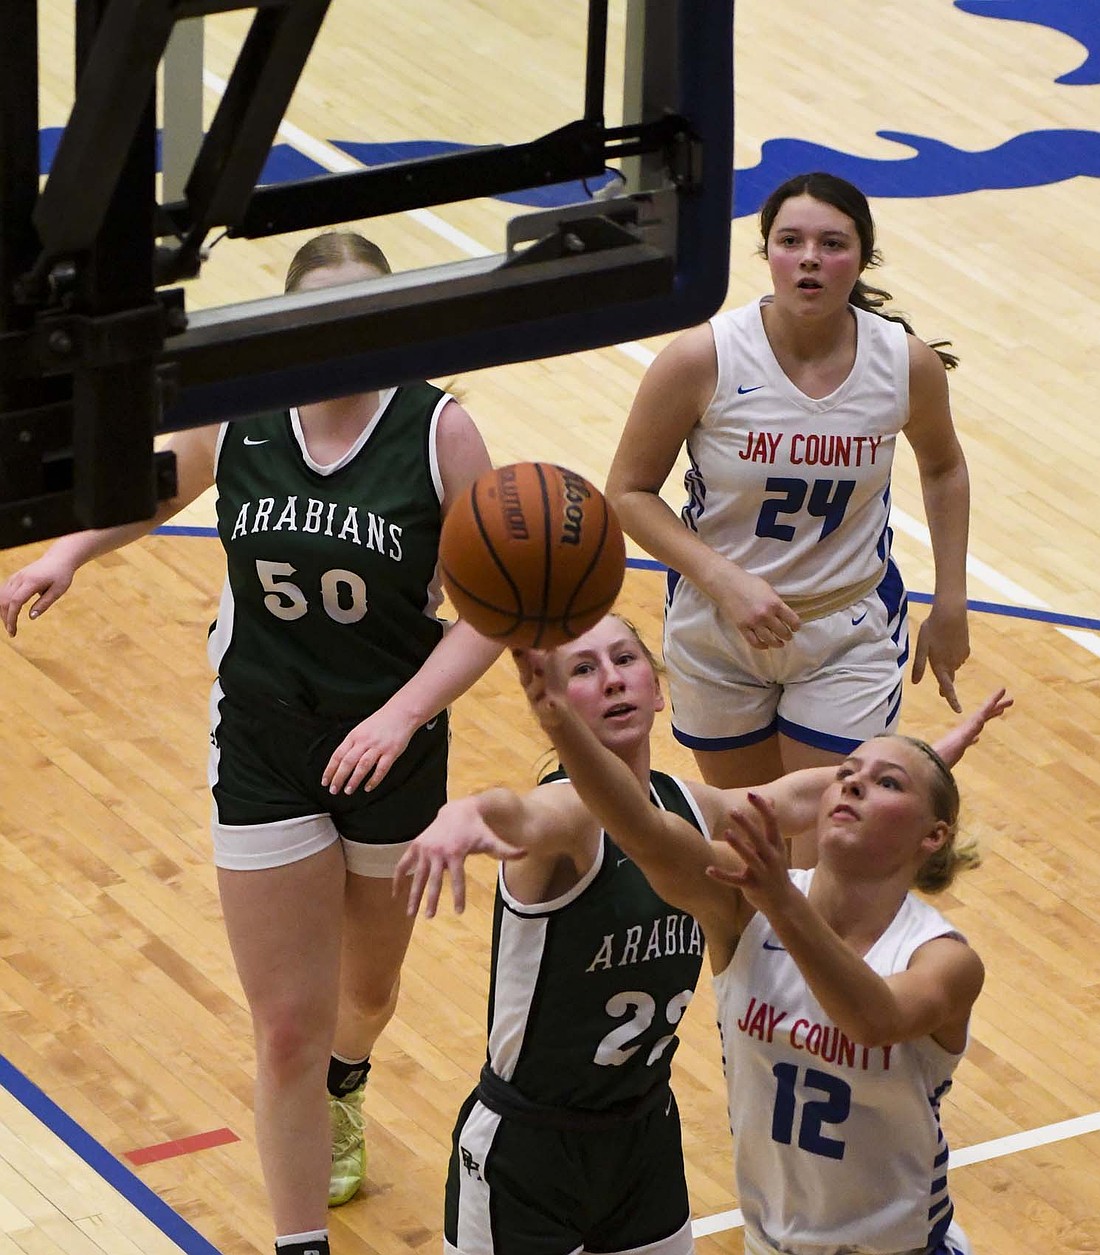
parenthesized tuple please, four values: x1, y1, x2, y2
(3, 2, 1099, 1252)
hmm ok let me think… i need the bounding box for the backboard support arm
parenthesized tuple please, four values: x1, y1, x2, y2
(0, 0, 734, 549)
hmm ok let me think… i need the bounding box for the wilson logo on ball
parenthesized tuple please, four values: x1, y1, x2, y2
(558, 468, 591, 546)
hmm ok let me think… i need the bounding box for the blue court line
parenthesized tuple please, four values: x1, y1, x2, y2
(160, 527, 1100, 634)
(622, 555, 1100, 634)
(158, 524, 217, 538)
(909, 590, 1100, 631)
(0, 1053, 222, 1255)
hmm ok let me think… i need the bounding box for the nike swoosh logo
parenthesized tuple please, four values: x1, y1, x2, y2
(737, 384, 764, 395)
(243, 436, 269, 446)
(851, 610, 868, 626)
(617, 856, 630, 867)
(762, 940, 786, 951)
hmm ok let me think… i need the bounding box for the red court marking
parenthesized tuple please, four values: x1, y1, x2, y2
(125, 1127, 240, 1165)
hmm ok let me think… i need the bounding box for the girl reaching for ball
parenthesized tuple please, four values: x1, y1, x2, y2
(395, 613, 1009, 1255)
(0, 234, 503, 1253)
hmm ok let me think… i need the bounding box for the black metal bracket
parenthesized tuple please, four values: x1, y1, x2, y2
(0, 0, 734, 549)
(155, 112, 699, 247)
(1, 290, 188, 383)
(165, 193, 678, 420)
(0, 396, 179, 550)
(27, 0, 332, 292)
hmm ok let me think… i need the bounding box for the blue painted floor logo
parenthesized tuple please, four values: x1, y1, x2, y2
(737, 3, 1099, 212)
(38, 4, 1099, 216)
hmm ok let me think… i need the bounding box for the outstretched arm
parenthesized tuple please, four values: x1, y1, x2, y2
(393, 780, 587, 917)
(931, 688, 1012, 767)
(0, 425, 218, 637)
(393, 789, 528, 918)
(515, 648, 743, 940)
(774, 689, 1013, 868)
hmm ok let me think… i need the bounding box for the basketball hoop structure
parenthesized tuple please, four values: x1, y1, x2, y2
(0, 0, 733, 547)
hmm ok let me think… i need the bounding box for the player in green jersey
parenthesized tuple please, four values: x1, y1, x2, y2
(397, 615, 706, 1254)
(0, 232, 503, 1255)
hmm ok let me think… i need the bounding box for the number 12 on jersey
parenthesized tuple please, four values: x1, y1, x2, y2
(771, 1061, 851, 1160)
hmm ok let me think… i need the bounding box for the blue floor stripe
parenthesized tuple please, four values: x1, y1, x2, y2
(154, 529, 1100, 635)
(156, 525, 218, 538)
(0, 1054, 222, 1255)
(909, 590, 1100, 632)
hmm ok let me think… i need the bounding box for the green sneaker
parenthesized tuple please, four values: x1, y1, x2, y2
(328, 1084, 366, 1207)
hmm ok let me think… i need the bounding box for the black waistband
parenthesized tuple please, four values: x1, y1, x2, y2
(475, 1064, 672, 1132)
(219, 688, 353, 726)
(221, 687, 447, 731)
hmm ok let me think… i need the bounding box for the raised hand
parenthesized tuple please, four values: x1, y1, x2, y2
(511, 646, 567, 732)
(933, 688, 1012, 768)
(706, 792, 794, 915)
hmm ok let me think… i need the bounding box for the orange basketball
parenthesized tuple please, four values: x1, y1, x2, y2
(440, 462, 626, 648)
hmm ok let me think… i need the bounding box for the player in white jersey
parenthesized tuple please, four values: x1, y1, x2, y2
(722, 871, 971, 1255)
(514, 646, 1010, 1255)
(607, 172, 971, 800)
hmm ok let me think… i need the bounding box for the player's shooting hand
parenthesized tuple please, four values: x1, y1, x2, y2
(512, 647, 567, 731)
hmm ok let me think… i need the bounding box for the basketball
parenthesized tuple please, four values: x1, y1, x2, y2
(439, 462, 626, 648)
